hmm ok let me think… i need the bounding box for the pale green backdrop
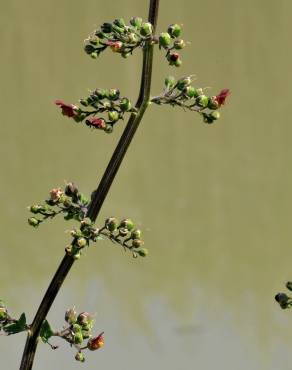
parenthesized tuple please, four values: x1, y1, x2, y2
(1, 1, 292, 369)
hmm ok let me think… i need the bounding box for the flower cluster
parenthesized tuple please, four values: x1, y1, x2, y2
(275, 282, 292, 309)
(28, 182, 89, 228)
(158, 24, 185, 67)
(39, 308, 104, 363)
(66, 217, 147, 260)
(0, 300, 28, 335)
(151, 75, 230, 124)
(84, 17, 154, 59)
(55, 88, 135, 134)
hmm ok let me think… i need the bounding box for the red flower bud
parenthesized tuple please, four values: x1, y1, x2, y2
(106, 41, 123, 52)
(214, 89, 230, 106)
(87, 332, 104, 351)
(55, 100, 77, 118)
(86, 117, 106, 129)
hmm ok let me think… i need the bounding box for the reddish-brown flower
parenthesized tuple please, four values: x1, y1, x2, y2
(49, 187, 63, 202)
(168, 52, 179, 62)
(214, 89, 230, 106)
(106, 41, 123, 52)
(55, 100, 77, 118)
(87, 332, 104, 351)
(86, 117, 106, 129)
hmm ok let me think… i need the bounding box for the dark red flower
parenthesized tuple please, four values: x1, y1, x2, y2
(55, 100, 77, 118)
(214, 89, 230, 106)
(86, 117, 106, 129)
(168, 52, 179, 62)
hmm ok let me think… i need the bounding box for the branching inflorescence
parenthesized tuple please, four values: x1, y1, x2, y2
(1, 2, 231, 369)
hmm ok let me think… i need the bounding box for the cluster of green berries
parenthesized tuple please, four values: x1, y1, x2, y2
(275, 282, 292, 309)
(158, 24, 185, 67)
(102, 217, 148, 258)
(151, 76, 230, 124)
(55, 88, 134, 134)
(28, 183, 89, 228)
(84, 17, 153, 59)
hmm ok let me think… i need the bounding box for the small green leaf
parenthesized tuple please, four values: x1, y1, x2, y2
(40, 320, 54, 343)
(3, 313, 27, 335)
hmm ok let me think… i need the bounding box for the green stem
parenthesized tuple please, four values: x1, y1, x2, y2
(19, 1, 159, 369)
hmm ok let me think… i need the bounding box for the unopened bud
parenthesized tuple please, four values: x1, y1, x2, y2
(164, 76, 176, 89)
(159, 32, 171, 48)
(100, 23, 112, 33)
(109, 89, 120, 101)
(77, 312, 92, 326)
(28, 217, 40, 227)
(131, 229, 142, 239)
(76, 237, 87, 248)
(119, 218, 134, 231)
(184, 86, 196, 98)
(105, 124, 113, 134)
(105, 217, 119, 232)
(196, 95, 209, 108)
(84, 44, 96, 55)
(87, 332, 104, 351)
(90, 52, 98, 59)
(132, 239, 144, 249)
(177, 76, 192, 91)
(74, 332, 83, 344)
(108, 110, 119, 122)
(65, 182, 78, 197)
(130, 17, 143, 28)
(140, 22, 153, 36)
(118, 227, 129, 237)
(65, 308, 77, 324)
(29, 205, 41, 214)
(120, 97, 132, 112)
(210, 111, 220, 120)
(75, 352, 85, 362)
(174, 39, 186, 49)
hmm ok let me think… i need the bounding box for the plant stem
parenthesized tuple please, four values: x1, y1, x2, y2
(19, 1, 159, 369)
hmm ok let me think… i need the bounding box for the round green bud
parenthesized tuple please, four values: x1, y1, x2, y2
(120, 97, 132, 112)
(79, 99, 89, 107)
(138, 248, 148, 257)
(210, 111, 220, 120)
(140, 22, 153, 36)
(65, 308, 77, 324)
(167, 24, 181, 38)
(28, 217, 40, 227)
(164, 76, 176, 89)
(122, 51, 131, 59)
(105, 124, 113, 134)
(100, 23, 112, 33)
(196, 95, 209, 108)
(184, 86, 196, 98)
(74, 332, 84, 344)
(77, 237, 87, 248)
(0, 307, 8, 322)
(118, 227, 129, 237)
(120, 218, 134, 231)
(109, 89, 120, 101)
(177, 77, 192, 91)
(132, 239, 144, 249)
(114, 18, 126, 28)
(174, 59, 182, 67)
(73, 252, 81, 260)
(90, 52, 98, 59)
(95, 88, 106, 99)
(130, 17, 143, 28)
(84, 44, 96, 55)
(75, 352, 85, 362)
(131, 229, 142, 240)
(174, 39, 186, 49)
(105, 217, 119, 232)
(159, 32, 171, 48)
(108, 110, 119, 122)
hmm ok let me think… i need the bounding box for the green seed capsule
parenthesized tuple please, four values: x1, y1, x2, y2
(120, 97, 132, 112)
(131, 229, 142, 239)
(140, 22, 153, 36)
(105, 217, 119, 232)
(159, 32, 171, 48)
(120, 218, 134, 231)
(167, 24, 181, 38)
(138, 248, 148, 257)
(196, 95, 209, 108)
(108, 110, 119, 122)
(184, 86, 196, 98)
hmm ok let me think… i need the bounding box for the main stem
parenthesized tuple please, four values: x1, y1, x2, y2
(19, 1, 159, 369)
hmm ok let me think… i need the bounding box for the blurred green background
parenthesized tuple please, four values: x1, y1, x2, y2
(1, 0, 292, 369)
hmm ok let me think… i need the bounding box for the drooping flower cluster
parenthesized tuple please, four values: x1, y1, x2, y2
(158, 24, 185, 67)
(275, 281, 292, 309)
(38, 308, 104, 362)
(84, 17, 154, 59)
(151, 75, 230, 124)
(28, 182, 89, 228)
(67, 217, 147, 260)
(55, 88, 135, 134)
(28, 183, 148, 260)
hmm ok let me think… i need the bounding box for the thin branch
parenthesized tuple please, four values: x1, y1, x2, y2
(19, 1, 160, 369)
